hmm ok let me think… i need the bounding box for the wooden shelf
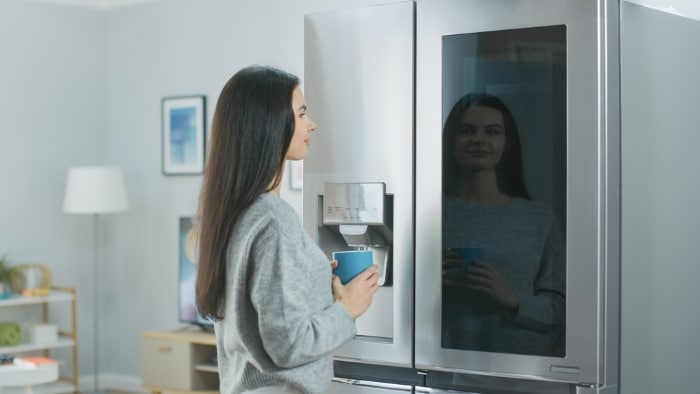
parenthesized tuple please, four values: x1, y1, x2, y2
(0, 337, 75, 353)
(0, 290, 74, 306)
(1, 381, 75, 394)
(142, 328, 216, 346)
(0, 286, 77, 394)
(194, 363, 218, 373)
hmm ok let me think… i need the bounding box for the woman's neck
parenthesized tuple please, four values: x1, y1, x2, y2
(456, 171, 510, 205)
(269, 164, 285, 196)
(271, 184, 281, 196)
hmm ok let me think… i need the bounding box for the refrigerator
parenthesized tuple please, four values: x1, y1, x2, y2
(303, 1, 620, 393)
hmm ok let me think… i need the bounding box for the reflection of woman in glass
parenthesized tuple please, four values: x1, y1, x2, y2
(441, 93, 565, 357)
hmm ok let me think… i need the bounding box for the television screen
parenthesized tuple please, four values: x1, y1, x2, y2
(179, 217, 213, 328)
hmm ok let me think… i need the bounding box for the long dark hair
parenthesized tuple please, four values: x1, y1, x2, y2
(442, 93, 529, 199)
(196, 66, 299, 320)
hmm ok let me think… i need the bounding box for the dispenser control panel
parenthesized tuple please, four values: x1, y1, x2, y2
(322, 183, 385, 225)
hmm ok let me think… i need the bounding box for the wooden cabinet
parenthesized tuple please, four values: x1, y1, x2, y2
(0, 286, 78, 394)
(141, 328, 219, 394)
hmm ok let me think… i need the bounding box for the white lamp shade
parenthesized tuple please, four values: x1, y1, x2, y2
(63, 166, 129, 214)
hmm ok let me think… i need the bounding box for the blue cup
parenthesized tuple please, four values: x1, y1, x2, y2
(332, 250, 373, 284)
(448, 247, 483, 268)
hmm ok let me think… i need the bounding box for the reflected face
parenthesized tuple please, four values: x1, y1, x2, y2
(286, 86, 317, 161)
(452, 105, 506, 172)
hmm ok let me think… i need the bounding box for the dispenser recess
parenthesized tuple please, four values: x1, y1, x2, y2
(320, 182, 392, 286)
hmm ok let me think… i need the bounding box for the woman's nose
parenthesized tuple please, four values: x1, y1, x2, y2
(470, 128, 486, 141)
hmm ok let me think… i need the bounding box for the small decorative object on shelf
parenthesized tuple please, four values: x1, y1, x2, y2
(0, 322, 21, 346)
(15, 356, 58, 365)
(0, 353, 14, 365)
(0, 255, 23, 299)
(16, 263, 53, 297)
(1, 356, 60, 391)
(29, 323, 58, 344)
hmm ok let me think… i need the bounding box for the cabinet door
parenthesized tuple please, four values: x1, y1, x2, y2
(142, 338, 192, 389)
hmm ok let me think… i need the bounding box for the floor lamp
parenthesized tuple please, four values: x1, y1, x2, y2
(63, 166, 129, 394)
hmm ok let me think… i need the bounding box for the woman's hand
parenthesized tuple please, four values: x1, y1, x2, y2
(331, 262, 379, 319)
(442, 250, 468, 287)
(466, 261, 519, 313)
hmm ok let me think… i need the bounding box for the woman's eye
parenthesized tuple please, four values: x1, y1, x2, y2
(457, 127, 475, 135)
(486, 127, 501, 135)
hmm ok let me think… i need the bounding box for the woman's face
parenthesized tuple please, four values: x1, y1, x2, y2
(285, 86, 316, 161)
(452, 105, 506, 173)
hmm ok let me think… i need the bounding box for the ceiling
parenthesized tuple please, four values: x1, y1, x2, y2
(627, 0, 700, 21)
(22, 0, 700, 21)
(24, 0, 163, 9)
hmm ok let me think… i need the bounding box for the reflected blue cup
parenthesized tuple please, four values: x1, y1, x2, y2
(448, 247, 483, 268)
(332, 250, 373, 284)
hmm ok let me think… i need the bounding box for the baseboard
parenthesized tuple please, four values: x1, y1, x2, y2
(79, 373, 148, 394)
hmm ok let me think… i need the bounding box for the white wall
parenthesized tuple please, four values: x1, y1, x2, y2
(0, 0, 106, 384)
(620, 3, 700, 393)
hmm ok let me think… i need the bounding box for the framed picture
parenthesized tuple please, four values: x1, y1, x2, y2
(162, 95, 206, 175)
(289, 160, 303, 190)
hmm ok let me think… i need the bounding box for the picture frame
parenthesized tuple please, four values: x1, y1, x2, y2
(162, 95, 206, 175)
(289, 160, 303, 190)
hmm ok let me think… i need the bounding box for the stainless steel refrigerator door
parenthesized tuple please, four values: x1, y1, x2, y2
(415, 0, 620, 388)
(303, 1, 414, 367)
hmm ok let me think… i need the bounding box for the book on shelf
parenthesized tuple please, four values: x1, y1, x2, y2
(14, 356, 57, 366)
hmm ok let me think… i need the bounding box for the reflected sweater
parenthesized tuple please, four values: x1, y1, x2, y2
(214, 193, 356, 394)
(442, 195, 566, 356)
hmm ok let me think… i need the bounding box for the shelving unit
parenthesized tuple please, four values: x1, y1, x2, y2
(141, 328, 218, 394)
(0, 286, 78, 394)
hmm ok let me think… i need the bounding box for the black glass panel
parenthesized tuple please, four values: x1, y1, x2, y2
(441, 25, 567, 357)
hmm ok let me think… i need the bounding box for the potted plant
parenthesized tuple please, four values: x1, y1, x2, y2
(0, 256, 23, 299)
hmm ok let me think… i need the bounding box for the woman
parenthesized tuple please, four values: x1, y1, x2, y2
(441, 93, 565, 357)
(196, 66, 379, 393)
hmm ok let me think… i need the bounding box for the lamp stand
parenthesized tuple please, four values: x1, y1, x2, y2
(93, 213, 100, 394)
(62, 166, 128, 394)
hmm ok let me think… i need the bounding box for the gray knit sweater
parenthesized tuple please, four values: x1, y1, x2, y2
(214, 193, 356, 394)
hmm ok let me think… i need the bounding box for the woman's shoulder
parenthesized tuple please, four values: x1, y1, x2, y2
(256, 192, 298, 216)
(243, 193, 301, 230)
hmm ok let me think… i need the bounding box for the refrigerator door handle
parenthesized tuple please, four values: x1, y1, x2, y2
(331, 377, 413, 392)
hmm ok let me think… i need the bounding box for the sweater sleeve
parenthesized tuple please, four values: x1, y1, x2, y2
(249, 219, 356, 369)
(509, 216, 566, 333)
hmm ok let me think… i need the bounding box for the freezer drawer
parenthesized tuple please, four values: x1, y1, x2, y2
(330, 379, 412, 394)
